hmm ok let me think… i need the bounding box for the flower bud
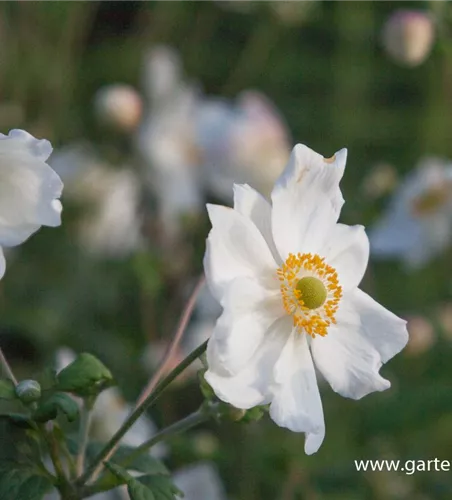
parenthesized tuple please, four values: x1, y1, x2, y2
(15, 379, 41, 404)
(405, 315, 435, 356)
(94, 84, 143, 132)
(382, 10, 435, 67)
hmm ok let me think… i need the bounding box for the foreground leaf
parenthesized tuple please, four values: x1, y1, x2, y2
(33, 393, 79, 423)
(139, 475, 183, 500)
(56, 353, 113, 396)
(104, 462, 155, 500)
(0, 461, 53, 500)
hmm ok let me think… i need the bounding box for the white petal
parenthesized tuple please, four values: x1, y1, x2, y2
(212, 276, 284, 374)
(269, 332, 325, 454)
(204, 204, 277, 302)
(0, 129, 53, 161)
(0, 247, 5, 279)
(271, 144, 347, 260)
(0, 160, 63, 246)
(312, 289, 408, 400)
(205, 316, 291, 409)
(321, 224, 369, 291)
(233, 184, 281, 264)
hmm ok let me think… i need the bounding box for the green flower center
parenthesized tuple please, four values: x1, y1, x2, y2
(295, 277, 327, 310)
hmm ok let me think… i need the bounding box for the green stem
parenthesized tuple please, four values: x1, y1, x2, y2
(84, 408, 211, 497)
(76, 397, 94, 476)
(76, 340, 208, 487)
(121, 408, 209, 467)
(0, 347, 17, 385)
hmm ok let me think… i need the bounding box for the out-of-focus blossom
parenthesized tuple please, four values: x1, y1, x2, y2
(137, 46, 202, 240)
(369, 158, 452, 268)
(270, 1, 317, 26)
(196, 91, 291, 200)
(0, 129, 63, 278)
(204, 144, 408, 454)
(51, 145, 143, 258)
(382, 10, 435, 67)
(173, 463, 227, 500)
(94, 84, 143, 132)
(405, 315, 436, 356)
(361, 162, 398, 199)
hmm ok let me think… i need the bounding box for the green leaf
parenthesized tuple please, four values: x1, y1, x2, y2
(33, 393, 79, 423)
(56, 353, 113, 396)
(139, 475, 184, 500)
(104, 463, 156, 500)
(0, 379, 17, 400)
(0, 461, 53, 500)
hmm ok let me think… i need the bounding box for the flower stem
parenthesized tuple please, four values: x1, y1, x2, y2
(120, 408, 210, 468)
(76, 397, 94, 476)
(0, 347, 17, 385)
(76, 340, 208, 487)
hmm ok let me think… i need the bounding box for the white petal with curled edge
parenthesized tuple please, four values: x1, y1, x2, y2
(0, 129, 53, 162)
(269, 331, 325, 455)
(205, 316, 291, 409)
(204, 204, 277, 302)
(321, 223, 370, 291)
(271, 144, 347, 260)
(212, 276, 284, 375)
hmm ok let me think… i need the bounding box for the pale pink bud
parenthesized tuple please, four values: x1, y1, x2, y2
(382, 10, 435, 67)
(405, 315, 435, 356)
(94, 84, 143, 132)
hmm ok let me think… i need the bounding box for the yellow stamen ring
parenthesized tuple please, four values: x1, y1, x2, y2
(277, 253, 342, 338)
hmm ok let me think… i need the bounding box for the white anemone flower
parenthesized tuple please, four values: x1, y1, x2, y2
(0, 129, 63, 277)
(369, 157, 452, 268)
(204, 144, 408, 454)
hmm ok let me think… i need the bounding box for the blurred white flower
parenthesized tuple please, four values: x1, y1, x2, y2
(0, 129, 63, 278)
(51, 144, 142, 258)
(94, 84, 143, 132)
(196, 91, 291, 200)
(137, 46, 203, 240)
(382, 10, 435, 67)
(369, 158, 452, 268)
(204, 144, 408, 454)
(173, 463, 227, 500)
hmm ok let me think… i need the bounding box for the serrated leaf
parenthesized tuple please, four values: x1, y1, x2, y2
(0, 379, 16, 400)
(56, 353, 113, 396)
(0, 461, 53, 500)
(139, 475, 183, 500)
(33, 393, 79, 423)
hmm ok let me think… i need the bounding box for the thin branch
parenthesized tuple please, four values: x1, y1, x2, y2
(136, 275, 205, 407)
(0, 347, 17, 385)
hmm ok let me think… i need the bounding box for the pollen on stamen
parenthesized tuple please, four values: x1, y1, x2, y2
(277, 252, 342, 338)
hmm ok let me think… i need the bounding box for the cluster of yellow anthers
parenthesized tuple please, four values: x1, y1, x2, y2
(277, 253, 342, 338)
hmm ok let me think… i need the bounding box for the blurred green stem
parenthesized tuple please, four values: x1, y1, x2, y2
(0, 347, 17, 385)
(76, 340, 208, 487)
(76, 397, 95, 476)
